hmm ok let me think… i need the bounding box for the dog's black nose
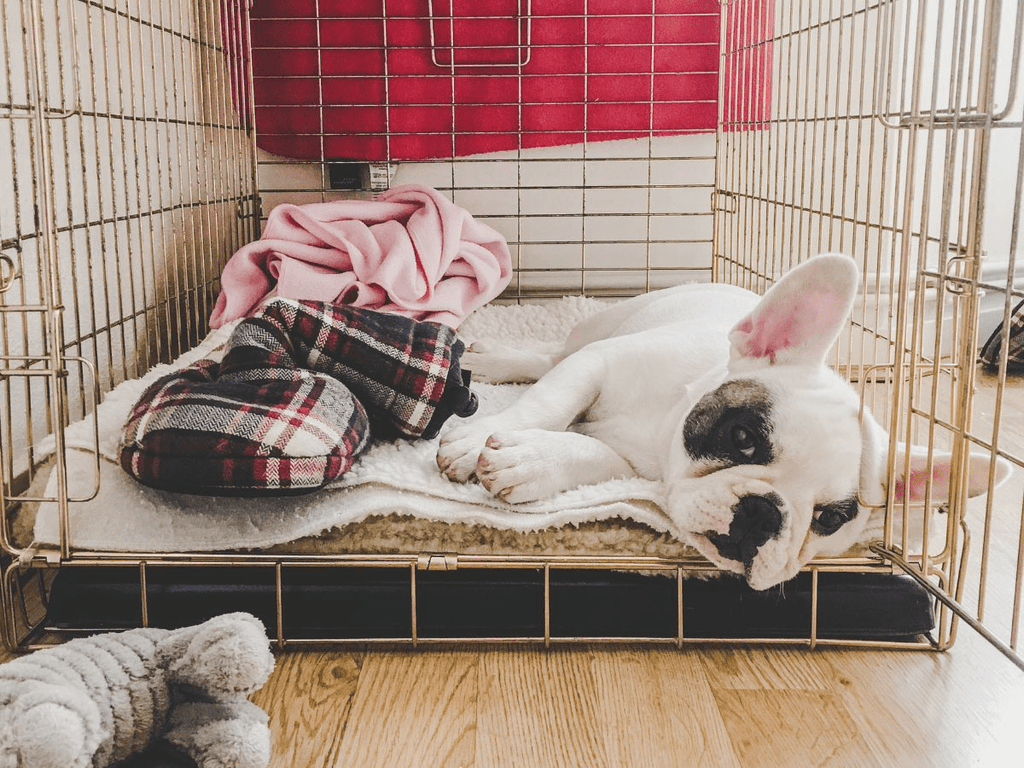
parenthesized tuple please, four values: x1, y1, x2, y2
(707, 494, 783, 567)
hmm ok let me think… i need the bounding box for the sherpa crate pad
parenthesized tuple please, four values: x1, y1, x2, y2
(120, 300, 475, 495)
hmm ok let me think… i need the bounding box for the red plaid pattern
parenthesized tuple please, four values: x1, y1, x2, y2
(120, 300, 476, 495)
(120, 320, 370, 495)
(255, 298, 477, 439)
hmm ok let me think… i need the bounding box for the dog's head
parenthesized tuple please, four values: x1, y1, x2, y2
(665, 253, 1011, 590)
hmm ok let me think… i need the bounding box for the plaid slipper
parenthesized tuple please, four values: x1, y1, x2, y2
(120, 319, 370, 495)
(120, 300, 477, 495)
(980, 296, 1024, 372)
(254, 298, 478, 440)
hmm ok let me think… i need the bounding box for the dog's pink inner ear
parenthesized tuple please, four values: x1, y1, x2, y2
(893, 462, 952, 503)
(735, 290, 845, 363)
(734, 309, 796, 361)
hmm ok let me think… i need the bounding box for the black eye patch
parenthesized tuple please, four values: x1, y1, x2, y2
(683, 379, 774, 466)
(811, 497, 859, 536)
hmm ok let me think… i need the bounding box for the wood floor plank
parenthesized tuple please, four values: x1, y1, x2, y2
(589, 647, 741, 768)
(251, 651, 363, 768)
(712, 687, 882, 768)
(475, 647, 608, 768)
(330, 650, 477, 768)
(826, 637, 1024, 767)
(700, 647, 834, 691)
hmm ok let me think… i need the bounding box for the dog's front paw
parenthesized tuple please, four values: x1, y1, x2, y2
(436, 419, 498, 482)
(475, 430, 565, 504)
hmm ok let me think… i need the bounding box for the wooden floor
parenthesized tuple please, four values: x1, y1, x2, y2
(244, 634, 1024, 768)
(5, 628, 1020, 767)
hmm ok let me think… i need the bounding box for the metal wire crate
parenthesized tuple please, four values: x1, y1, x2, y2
(715, 0, 1024, 667)
(1, 0, 1023, 669)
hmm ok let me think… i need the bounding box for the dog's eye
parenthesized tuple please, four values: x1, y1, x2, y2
(731, 424, 757, 458)
(812, 505, 847, 535)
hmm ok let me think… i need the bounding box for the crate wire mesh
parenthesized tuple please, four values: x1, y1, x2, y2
(0, 0, 259, 492)
(0, 0, 1022, 666)
(0, 0, 258, 635)
(716, 0, 1024, 668)
(247, 0, 724, 298)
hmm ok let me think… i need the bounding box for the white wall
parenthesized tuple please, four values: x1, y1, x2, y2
(257, 132, 719, 299)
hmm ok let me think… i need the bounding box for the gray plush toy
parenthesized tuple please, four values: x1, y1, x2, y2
(0, 612, 276, 768)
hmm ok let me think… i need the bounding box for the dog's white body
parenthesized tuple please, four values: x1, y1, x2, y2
(437, 254, 1009, 590)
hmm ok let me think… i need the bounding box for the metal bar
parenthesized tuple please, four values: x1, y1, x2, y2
(676, 566, 684, 648)
(12, 550, 890, 571)
(275, 562, 285, 648)
(875, 544, 1024, 672)
(543, 563, 550, 648)
(139, 561, 149, 627)
(410, 561, 418, 647)
(809, 567, 819, 650)
(19, 632, 937, 652)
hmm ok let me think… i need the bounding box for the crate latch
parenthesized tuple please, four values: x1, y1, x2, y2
(18, 544, 61, 566)
(427, 0, 532, 69)
(417, 553, 459, 571)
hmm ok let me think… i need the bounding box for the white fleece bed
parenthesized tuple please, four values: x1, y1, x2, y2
(30, 297, 692, 557)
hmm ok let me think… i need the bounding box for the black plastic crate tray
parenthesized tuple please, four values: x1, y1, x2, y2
(43, 565, 934, 643)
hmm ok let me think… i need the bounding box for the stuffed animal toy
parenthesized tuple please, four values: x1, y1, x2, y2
(0, 612, 276, 768)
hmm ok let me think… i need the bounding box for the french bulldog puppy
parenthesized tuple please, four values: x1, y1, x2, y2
(437, 254, 1010, 589)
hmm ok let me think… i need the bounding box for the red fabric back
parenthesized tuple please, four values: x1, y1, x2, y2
(240, 0, 736, 161)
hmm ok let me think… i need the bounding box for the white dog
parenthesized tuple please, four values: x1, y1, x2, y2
(437, 254, 1010, 590)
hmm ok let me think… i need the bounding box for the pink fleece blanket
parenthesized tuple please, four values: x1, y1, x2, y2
(210, 184, 512, 329)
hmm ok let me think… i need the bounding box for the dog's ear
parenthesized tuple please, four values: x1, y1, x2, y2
(888, 443, 1012, 504)
(728, 253, 858, 368)
(859, 412, 1011, 505)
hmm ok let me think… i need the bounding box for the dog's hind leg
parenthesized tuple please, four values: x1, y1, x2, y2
(475, 429, 635, 504)
(462, 339, 562, 384)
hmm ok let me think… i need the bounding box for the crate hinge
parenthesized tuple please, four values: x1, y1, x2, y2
(417, 553, 458, 571)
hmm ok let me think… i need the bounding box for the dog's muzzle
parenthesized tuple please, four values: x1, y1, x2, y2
(706, 494, 783, 567)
